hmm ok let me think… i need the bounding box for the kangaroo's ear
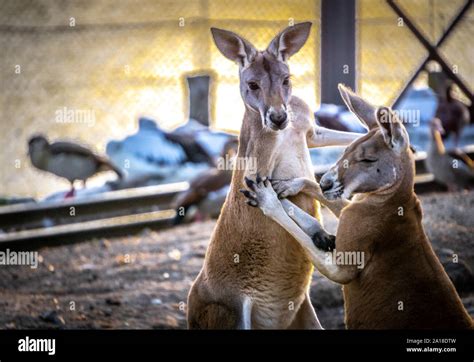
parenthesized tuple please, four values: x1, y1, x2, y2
(338, 84, 377, 131)
(267, 22, 312, 62)
(211, 28, 257, 67)
(376, 107, 409, 153)
(337, 83, 378, 129)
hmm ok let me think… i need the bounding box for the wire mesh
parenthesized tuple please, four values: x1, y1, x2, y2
(357, 0, 473, 105)
(0, 0, 472, 198)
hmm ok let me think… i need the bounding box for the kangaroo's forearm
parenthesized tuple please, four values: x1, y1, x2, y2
(266, 202, 357, 284)
(266, 206, 337, 277)
(281, 199, 324, 236)
(307, 126, 363, 148)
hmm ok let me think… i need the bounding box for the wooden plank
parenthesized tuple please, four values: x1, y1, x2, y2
(0, 182, 188, 231)
(0, 210, 176, 249)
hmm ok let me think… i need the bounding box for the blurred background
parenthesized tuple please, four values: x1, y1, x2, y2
(1, 0, 472, 199)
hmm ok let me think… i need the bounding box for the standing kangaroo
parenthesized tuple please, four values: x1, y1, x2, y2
(187, 24, 362, 329)
(243, 84, 473, 329)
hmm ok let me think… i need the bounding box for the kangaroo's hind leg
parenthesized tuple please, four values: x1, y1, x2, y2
(187, 277, 252, 329)
(288, 291, 323, 329)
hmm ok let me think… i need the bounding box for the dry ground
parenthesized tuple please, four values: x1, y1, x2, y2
(0, 191, 473, 329)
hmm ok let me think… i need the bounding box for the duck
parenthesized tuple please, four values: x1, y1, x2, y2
(165, 119, 216, 166)
(425, 118, 474, 191)
(28, 135, 123, 198)
(172, 138, 238, 224)
(106, 117, 236, 184)
(435, 83, 470, 147)
(315, 104, 367, 133)
(171, 118, 234, 161)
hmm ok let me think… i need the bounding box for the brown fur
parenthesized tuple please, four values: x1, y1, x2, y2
(246, 85, 474, 329)
(187, 101, 319, 329)
(319, 88, 473, 328)
(336, 147, 472, 328)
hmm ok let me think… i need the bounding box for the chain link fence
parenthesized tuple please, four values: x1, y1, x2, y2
(0, 0, 320, 197)
(0, 0, 472, 198)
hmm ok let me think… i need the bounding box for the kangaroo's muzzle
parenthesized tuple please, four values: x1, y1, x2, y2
(265, 106, 288, 131)
(320, 168, 344, 200)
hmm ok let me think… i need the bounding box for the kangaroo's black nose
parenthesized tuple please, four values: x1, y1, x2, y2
(269, 111, 287, 126)
(320, 177, 334, 192)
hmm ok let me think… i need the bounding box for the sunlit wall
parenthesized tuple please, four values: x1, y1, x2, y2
(0, 0, 320, 197)
(0, 0, 472, 198)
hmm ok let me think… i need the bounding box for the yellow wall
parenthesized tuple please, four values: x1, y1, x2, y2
(0, 0, 472, 198)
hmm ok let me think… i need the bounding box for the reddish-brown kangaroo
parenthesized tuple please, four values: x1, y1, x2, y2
(187, 24, 362, 329)
(243, 84, 473, 329)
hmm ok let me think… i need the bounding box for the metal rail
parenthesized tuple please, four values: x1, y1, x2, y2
(0, 182, 188, 232)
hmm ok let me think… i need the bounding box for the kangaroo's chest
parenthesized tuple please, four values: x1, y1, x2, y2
(204, 119, 318, 329)
(271, 126, 315, 180)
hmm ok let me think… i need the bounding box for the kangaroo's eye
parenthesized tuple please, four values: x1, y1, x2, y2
(248, 82, 259, 91)
(283, 77, 290, 86)
(360, 158, 378, 163)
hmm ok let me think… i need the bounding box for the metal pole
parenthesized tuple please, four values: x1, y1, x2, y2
(321, 0, 356, 105)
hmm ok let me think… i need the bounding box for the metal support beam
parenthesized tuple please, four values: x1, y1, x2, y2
(187, 75, 210, 126)
(321, 0, 356, 105)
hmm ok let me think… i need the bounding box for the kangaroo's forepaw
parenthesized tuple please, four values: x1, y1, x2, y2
(240, 174, 281, 216)
(239, 188, 258, 207)
(271, 178, 305, 199)
(312, 232, 336, 252)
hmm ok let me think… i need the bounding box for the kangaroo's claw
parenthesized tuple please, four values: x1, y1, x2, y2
(239, 189, 256, 199)
(244, 176, 256, 191)
(240, 188, 258, 207)
(241, 176, 281, 214)
(246, 200, 258, 207)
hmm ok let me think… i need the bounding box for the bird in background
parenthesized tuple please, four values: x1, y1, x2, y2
(28, 134, 123, 198)
(426, 118, 474, 191)
(435, 83, 470, 148)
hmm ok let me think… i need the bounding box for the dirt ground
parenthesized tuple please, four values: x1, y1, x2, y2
(0, 191, 473, 330)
